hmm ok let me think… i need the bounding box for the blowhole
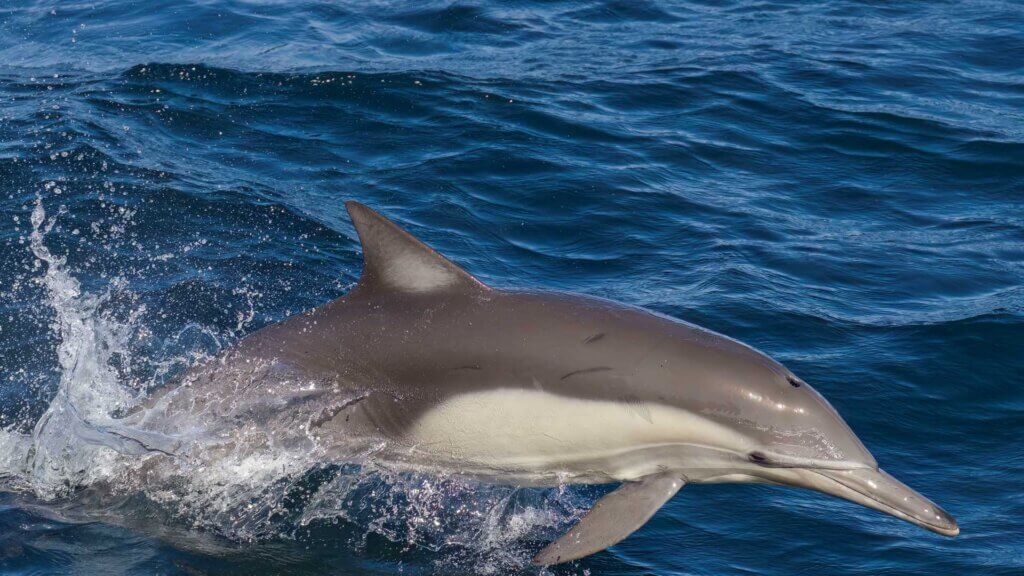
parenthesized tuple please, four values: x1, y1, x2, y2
(749, 451, 769, 464)
(788, 376, 802, 388)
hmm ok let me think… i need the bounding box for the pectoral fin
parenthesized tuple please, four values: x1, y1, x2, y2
(533, 472, 685, 565)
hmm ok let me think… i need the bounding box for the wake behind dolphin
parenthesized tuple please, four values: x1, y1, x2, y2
(11, 201, 958, 565)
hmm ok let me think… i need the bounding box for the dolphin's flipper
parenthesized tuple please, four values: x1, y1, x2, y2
(345, 201, 488, 295)
(533, 472, 685, 565)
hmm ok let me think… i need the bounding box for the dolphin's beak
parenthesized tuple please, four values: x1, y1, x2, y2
(805, 467, 959, 536)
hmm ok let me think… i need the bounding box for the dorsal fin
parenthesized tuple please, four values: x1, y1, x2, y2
(345, 201, 487, 296)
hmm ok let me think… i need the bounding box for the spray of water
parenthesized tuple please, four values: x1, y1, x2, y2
(0, 195, 136, 498)
(0, 193, 587, 572)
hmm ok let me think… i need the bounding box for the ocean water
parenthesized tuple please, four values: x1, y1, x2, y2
(1, 0, 1022, 574)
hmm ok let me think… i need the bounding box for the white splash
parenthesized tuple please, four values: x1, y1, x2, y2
(0, 195, 137, 498)
(0, 193, 582, 572)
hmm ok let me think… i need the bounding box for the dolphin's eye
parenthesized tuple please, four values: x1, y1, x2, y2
(749, 451, 770, 464)
(787, 376, 802, 388)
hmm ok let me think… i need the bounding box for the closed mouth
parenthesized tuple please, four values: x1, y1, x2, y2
(809, 467, 958, 537)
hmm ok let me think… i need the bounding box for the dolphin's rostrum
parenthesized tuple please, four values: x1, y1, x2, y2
(122, 201, 958, 564)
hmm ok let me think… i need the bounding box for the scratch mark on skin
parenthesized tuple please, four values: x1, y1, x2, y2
(104, 430, 178, 458)
(583, 333, 605, 344)
(560, 366, 613, 380)
(542, 432, 569, 445)
(452, 364, 482, 371)
(309, 392, 371, 428)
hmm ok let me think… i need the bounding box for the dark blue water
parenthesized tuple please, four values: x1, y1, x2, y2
(1, 1, 1022, 574)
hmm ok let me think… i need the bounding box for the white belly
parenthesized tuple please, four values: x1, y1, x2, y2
(403, 389, 749, 481)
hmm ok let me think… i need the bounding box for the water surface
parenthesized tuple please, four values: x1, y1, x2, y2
(1, 1, 1022, 574)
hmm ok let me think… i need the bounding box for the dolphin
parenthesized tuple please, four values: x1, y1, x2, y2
(112, 201, 958, 565)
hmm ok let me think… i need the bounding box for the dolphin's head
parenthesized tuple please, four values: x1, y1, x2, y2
(664, 332, 958, 537)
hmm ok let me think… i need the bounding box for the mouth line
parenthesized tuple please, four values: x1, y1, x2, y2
(808, 469, 958, 536)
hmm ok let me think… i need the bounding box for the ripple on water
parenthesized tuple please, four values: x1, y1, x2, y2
(1, 1, 1023, 574)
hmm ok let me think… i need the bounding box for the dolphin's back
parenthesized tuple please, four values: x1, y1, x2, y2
(226, 284, 755, 482)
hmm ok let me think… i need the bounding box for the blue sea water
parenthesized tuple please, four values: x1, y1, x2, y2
(1, 0, 1022, 574)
